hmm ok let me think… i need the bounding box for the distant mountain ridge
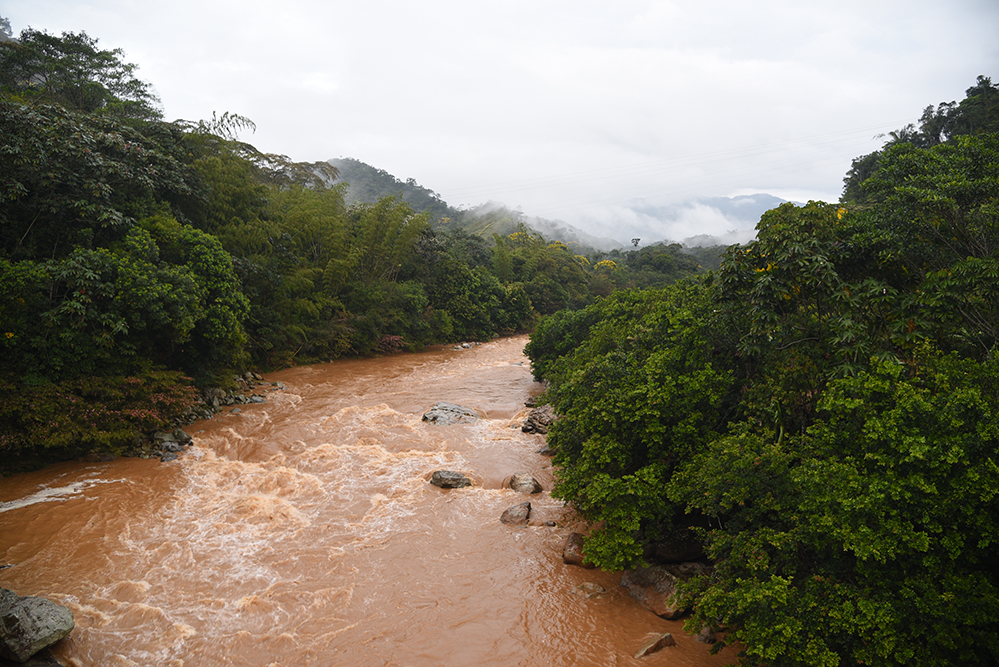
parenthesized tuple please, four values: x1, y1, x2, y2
(328, 157, 784, 249)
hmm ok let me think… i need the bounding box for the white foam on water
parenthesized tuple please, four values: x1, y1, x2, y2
(0, 477, 127, 514)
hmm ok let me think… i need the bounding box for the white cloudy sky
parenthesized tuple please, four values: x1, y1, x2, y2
(5, 0, 999, 241)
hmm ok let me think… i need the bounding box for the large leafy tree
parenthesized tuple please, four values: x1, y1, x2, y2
(842, 76, 999, 204)
(0, 99, 198, 261)
(0, 28, 161, 120)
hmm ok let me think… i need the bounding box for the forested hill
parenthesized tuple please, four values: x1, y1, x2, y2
(329, 157, 457, 223)
(329, 157, 624, 253)
(527, 75, 999, 667)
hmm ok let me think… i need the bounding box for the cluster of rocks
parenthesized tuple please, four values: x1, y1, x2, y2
(451, 342, 482, 350)
(0, 588, 73, 664)
(426, 397, 717, 659)
(176, 372, 282, 423)
(560, 529, 718, 657)
(150, 428, 194, 462)
(424, 401, 550, 526)
(125, 373, 287, 463)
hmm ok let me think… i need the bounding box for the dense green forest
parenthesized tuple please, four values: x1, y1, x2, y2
(6, 21, 996, 666)
(0, 26, 710, 473)
(527, 76, 999, 666)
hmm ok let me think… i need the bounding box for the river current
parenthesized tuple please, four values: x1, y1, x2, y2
(0, 336, 738, 666)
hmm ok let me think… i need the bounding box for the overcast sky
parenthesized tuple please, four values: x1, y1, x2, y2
(5, 1, 999, 242)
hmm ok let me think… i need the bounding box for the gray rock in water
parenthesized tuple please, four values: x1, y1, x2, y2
(521, 404, 556, 434)
(159, 440, 185, 454)
(500, 502, 531, 525)
(430, 470, 472, 489)
(634, 632, 675, 658)
(509, 473, 542, 494)
(422, 402, 479, 426)
(0, 588, 74, 663)
(172, 428, 193, 445)
(621, 565, 684, 619)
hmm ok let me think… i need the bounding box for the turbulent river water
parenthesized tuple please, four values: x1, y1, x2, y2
(0, 336, 738, 666)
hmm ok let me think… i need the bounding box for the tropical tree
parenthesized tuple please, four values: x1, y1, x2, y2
(0, 28, 161, 120)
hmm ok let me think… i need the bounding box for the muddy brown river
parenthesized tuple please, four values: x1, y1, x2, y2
(0, 336, 738, 666)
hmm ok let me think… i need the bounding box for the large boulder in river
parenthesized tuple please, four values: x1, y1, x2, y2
(508, 473, 542, 494)
(620, 565, 685, 619)
(521, 404, 556, 434)
(0, 588, 74, 662)
(430, 470, 472, 489)
(421, 402, 479, 425)
(634, 632, 676, 658)
(500, 501, 531, 525)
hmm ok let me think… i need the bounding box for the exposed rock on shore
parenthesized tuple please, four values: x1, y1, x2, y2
(0, 588, 74, 663)
(521, 404, 556, 434)
(620, 565, 685, 619)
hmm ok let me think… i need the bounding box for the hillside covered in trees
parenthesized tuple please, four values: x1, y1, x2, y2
(527, 76, 999, 666)
(0, 25, 711, 473)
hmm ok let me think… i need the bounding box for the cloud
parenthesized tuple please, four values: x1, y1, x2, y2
(3, 0, 997, 240)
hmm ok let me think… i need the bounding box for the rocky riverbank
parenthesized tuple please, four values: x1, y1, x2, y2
(117, 372, 287, 463)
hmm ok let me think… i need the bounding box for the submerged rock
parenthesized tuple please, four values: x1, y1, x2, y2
(634, 632, 675, 658)
(500, 501, 531, 525)
(421, 402, 479, 425)
(0, 588, 74, 663)
(621, 565, 685, 619)
(508, 473, 542, 494)
(572, 582, 605, 599)
(430, 470, 472, 489)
